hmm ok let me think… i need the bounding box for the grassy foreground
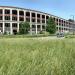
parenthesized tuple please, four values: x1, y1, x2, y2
(0, 38, 75, 75)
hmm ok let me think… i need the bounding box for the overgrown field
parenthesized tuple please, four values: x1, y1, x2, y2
(0, 38, 75, 75)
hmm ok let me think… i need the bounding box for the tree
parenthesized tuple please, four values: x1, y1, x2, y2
(68, 19, 74, 22)
(19, 22, 30, 34)
(46, 17, 56, 34)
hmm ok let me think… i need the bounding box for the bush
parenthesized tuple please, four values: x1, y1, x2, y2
(65, 35, 75, 38)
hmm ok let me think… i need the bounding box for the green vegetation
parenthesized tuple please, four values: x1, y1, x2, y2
(19, 22, 30, 34)
(65, 35, 75, 38)
(0, 38, 75, 75)
(46, 17, 56, 34)
(0, 34, 55, 38)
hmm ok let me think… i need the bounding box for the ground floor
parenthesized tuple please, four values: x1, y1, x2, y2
(0, 22, 73, 35)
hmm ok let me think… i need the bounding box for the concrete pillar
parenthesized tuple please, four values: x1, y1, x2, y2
(58, 18, 59, 32)
(30, 24, 32, 35)
(17, 23, 19, 32)
(40, 24, 42, 31)
(17, 10, 19, 22)
(40, 14, 42, 31)
(36, 24, 37, 34)
(10, 23, 13, 34)
(3, 9, 5, 33)
(17, 10, 19, 32)
(35, 12, 38, 34)
(35, 12, 37, 23)
(24, 10, 26, 22)
(30, 11, 32, 35)
(45, 15, 46, 32)
(10, 9, 12, 21)
(3, 22, 4, 34)
(10, 9, 12, 34)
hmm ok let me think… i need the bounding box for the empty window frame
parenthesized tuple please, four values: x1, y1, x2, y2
(59, 19, 61, 23)
(46, 16, 49, 19)
(37, 19, 40, 23)
(26, 12, 30, 16)
(19, 11, 24, 16)
(19, 17, 24, 21)
(0, 16, 3, 20)
(12, 10, 17, 15)
(42, 25, 45, 29)
(37, 25, 40, 28)
(5, 9, 10, 14)
(5, 16, 10, 20)
(12, 23, 17, 27)
(53, 18, 55, 21)
(32, 13, 35, 17)
(37, 14, 40, 18)
(5, 23, 10, 27)
(0, 23, 2, 27)
(12, 16, 17, 21)
(56, 27, 58, 30)
(32, 19, 35, 22)
(42, 15, 45, 19)
(42, 20, 45, 23)
(26, 18, 30, 22)
(0, 9, 2, 14)
(32, 25, 36, 28)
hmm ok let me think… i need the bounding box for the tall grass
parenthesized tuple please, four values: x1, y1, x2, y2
(0, 38, 75, 75)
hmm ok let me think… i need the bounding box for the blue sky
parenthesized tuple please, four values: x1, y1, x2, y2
(0, 0, 75, 19)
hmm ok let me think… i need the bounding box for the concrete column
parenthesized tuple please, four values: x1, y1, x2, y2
(35, 12, 38, 34)
(17, 10, 19, 32)
(3, 9, 5, 33)
(17, 10, 19, 22)
(58, 18, 59, 32)
(10, 9, 12, 34)
(36, 24, 37, 34)
(10, 9, 12, 21)
(17, 23, 19, 32)
(3, 22, 4, 34)
(40, 14, 42, 31)
(45, 15, 46, 25)
(35, 12, 37, 23)
(45, 15, 46, 31)
(10, 23, 13, 34)
(24, 10, 26, 22)
(30, 11, 32, 35)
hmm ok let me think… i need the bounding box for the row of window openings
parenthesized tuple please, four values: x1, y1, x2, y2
(0, 9, 73, 24)
(0, 16, 61, 24)
(0, 23, 45, 29)
(0, 23, 17, 27)
(0, 9, 68, 23)
(0, 16, 46, 23)
(32, 25, 45, 29)
(56, 27, 68, 30)
(0, 9, 49, 19)
(0, 24, 68, 30)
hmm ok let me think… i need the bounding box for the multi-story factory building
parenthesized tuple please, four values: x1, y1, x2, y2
(0, 6, 75, 34)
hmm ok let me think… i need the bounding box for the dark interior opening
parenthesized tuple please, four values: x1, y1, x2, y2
(46, 16, 49, 19)
(0, 9, 2, 14)
(26, 12, 30, 16)
(42, 15, 45, 19)
(12, 10, 17, 15)
(37, 14, 40, 18)
(5, 9, 10, 14)
(13, 30, 17, 35)
(19, 11, 24, 16)
(32, 13, 35, 17)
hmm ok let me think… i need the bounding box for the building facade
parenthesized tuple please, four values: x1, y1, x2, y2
(0, 6, 75, 34)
